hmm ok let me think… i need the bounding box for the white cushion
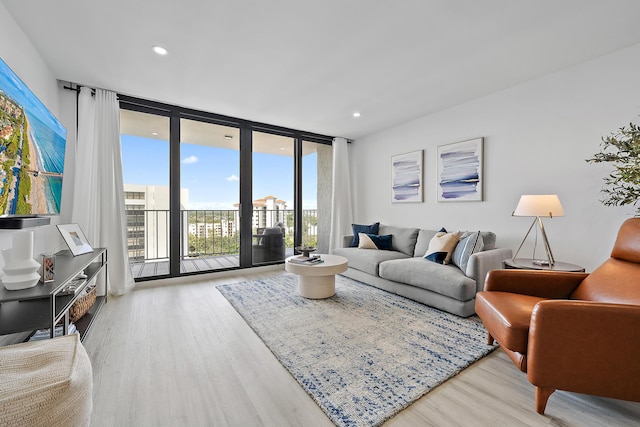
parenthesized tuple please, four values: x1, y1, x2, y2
(358, 233, 379, 249)
(424, 231, 460, 264)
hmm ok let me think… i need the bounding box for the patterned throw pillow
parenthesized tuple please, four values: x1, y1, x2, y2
(424, 230, 460, 264)
(350, 222, 380, 247)
(451, 231, 484, 273)
(358, 233, 393, 250)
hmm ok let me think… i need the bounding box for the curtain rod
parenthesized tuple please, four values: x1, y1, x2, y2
(63, 82, 350, 142)
(63, 82, 120, 99)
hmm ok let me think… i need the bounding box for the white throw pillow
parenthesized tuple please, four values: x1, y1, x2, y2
(424, 231, 460, 264)
(358, 233, 379, 250)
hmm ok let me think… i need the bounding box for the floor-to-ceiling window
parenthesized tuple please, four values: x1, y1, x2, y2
(302, 140, 332, 253)
(119, 95, 333, 281)
(252, 131, 294, 265)
(120, 109, 171, 279)
(180, 118, 240, 272)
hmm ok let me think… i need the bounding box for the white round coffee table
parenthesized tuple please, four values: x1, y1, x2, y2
(285, 254, 348, 299)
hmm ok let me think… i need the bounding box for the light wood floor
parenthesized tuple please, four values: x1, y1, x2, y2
(83, 269, 640, 426)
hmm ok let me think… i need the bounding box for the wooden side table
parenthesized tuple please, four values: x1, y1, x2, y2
(504, 258, 585, 272)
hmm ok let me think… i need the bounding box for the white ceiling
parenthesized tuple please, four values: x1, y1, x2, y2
(5, 0, 640, 140)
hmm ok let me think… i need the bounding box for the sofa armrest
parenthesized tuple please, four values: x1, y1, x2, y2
(342, 235, 354, 248)
(467, 248, 512, 293)
(484, 269, 588, 298)
(527, 300, 640, 399)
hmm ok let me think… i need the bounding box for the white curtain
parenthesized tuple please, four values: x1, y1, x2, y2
(71, 87, 134, 296)
(329, 137, 354, 251)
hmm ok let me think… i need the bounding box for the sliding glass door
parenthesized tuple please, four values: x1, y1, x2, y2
(252, 131, 294, 265)
(120, 109, 171, 279)
(180, 118, 240, 272)
(302, 140, 331, 252)
(119, 95, 333, 281)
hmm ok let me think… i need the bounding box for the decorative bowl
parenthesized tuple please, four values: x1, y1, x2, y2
(295, 246, 316, 257)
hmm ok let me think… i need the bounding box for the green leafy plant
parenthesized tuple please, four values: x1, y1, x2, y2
(586, 121, 640, 215)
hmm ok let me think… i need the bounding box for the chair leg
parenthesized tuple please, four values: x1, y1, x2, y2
(535, 386, 555, 414)
(487, 333, 494, 345)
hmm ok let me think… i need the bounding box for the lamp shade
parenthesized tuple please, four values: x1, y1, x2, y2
(513, 195, 565, 218)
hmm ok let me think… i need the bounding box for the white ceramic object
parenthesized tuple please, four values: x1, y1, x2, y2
(0, 272, 40, 290)
(2, 258, 41, 276)
(1, 231, 41, 291)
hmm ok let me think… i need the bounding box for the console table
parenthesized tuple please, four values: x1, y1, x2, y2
(0, 248, 107, 342)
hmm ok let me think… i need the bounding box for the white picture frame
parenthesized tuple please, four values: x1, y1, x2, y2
(57, 223, 94, 256)
(437, 138, 483, 202)
(391, 150, 423, 203)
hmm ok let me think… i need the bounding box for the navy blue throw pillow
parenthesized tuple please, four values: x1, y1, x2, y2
(350, 222, 380, 247)
(369, 234, 392, 250)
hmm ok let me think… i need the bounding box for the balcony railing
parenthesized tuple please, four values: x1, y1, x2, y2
(126, 208, 318, 265)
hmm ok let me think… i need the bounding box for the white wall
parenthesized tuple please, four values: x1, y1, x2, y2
(0, 2, 73, 262)
(351, 42, 640, 272)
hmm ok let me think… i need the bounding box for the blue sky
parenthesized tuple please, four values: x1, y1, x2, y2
(0, 58, 66, 139)
(121, 135, 317, 209)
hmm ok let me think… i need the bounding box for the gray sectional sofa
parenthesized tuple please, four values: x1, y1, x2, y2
(331, 224, 512, 317)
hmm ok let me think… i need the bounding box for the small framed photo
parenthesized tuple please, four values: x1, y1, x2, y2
(57, 224, 94, 256)
(41, 254, 55, 283)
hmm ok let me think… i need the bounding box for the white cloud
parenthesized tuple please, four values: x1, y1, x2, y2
(182, 155, 199, 164)
(225, 174, 239, 182)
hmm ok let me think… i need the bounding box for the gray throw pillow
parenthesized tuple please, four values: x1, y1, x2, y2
(451, 231, 484, 273)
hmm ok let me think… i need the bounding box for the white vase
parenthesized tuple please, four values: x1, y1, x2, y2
(1, 231, 41, 291)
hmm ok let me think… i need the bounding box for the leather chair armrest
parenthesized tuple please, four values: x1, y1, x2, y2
(484, 269, 588, 298)
(527, 300, 640, 399)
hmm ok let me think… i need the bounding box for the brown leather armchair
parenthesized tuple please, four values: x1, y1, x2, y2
(475, 218, 640, 414)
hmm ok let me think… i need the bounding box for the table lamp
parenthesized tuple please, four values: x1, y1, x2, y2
(512, 194, 565, 266)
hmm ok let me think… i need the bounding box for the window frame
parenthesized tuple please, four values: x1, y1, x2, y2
(119, 94, 333, 281)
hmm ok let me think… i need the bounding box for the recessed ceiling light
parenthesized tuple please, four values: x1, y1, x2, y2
(151, 132, 158, 136)
(280, 147, 285, 151)
(224, 135, 233, 140)
(353, 112, 361, 118)
(152, 45, 168, 55)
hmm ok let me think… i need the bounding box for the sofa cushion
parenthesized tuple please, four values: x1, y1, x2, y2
(451, 231, 484, 273)
(379, 224, 419, 256)
(358, 233, 393, 250)
(350, 222, 380, 247)
(413, 229, 438, 257)
(424, 231, 460, 264)
(480, 232, 496, 250)
(332, 247, 409, 275)
(379, 257, 477, 300)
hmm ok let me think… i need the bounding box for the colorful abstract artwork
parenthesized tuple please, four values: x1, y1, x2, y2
(391, 150, 423, 203)
(437, 138, 483, 202)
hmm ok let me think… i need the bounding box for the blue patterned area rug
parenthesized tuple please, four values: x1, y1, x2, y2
(217, 274, 495, 427)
